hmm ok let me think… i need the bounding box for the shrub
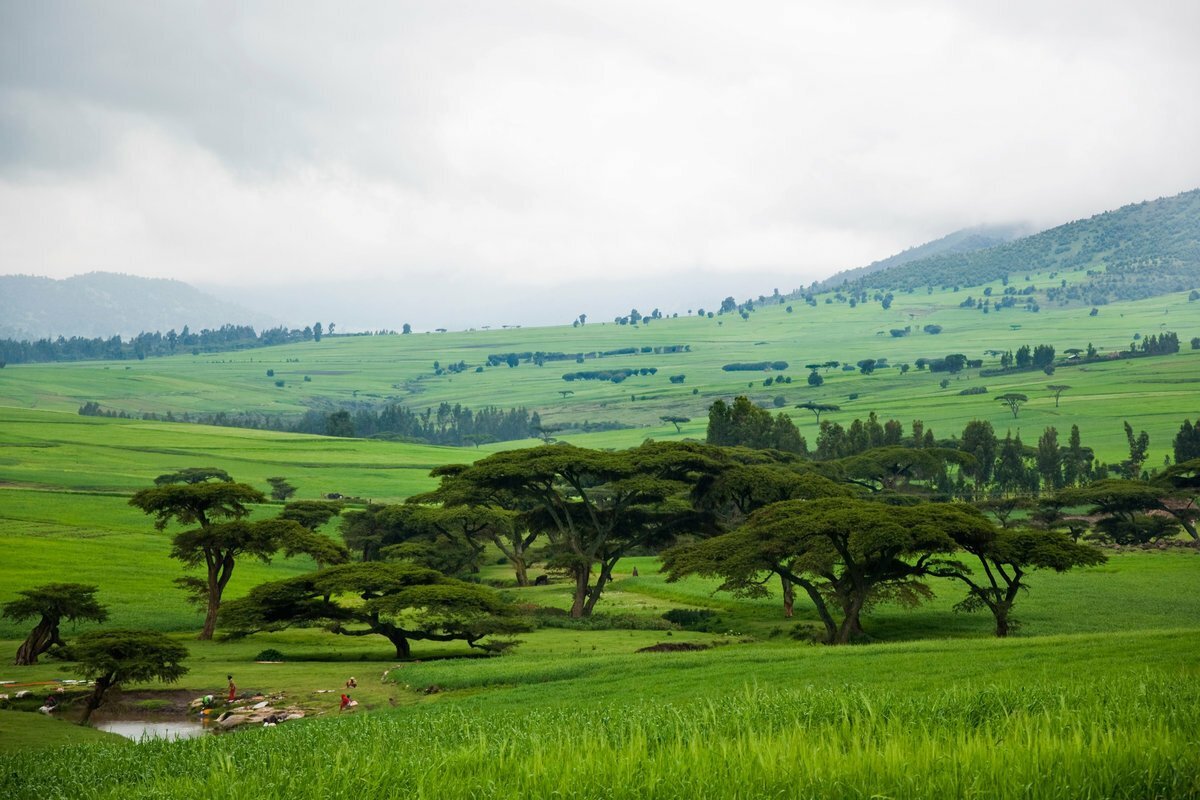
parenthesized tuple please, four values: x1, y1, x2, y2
(274, 380, 285, 388)
(662, 608, 722, 631)
(254, 648, 286, 662)
(958, 386, 988, 396)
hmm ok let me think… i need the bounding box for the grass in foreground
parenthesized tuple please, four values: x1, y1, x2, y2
(3, 674, 1197, 799)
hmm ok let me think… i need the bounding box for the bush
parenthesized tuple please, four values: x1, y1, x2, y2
(958, 386, 988, 395)
(274, 380, 285, 388)
(254, 648, 286, 662)
(533, 608, 672, 631)
(662, 608, 722, 631)
(266, 369, 275, 377)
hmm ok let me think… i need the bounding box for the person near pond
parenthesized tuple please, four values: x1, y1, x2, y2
(227, 675, 237, 702)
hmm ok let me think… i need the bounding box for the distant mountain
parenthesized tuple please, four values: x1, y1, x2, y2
(0, 272, 274, 340)
(837, 189, 1200, 301)
(815, 224, 1031, 291)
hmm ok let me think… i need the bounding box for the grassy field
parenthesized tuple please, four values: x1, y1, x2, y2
(1, 270, 1198, 462)
(1, 274, 1199, 796)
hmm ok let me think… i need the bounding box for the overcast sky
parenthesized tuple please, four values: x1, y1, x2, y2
(2, 1, 1199, 329)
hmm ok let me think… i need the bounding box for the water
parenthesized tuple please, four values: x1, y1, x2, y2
(95, 718, 209, 741)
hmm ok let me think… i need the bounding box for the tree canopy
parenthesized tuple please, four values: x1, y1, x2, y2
(69, 629, 188, 724)
(3, 583, 108, 666)
(220, 562, 529, 658)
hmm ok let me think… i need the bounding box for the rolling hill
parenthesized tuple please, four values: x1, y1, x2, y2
(832, 188, 1200, 302)
(0, 272, 273, 339)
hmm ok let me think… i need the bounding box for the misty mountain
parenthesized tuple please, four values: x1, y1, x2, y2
(836, 189, 1200, 301)
(0, 272, 275, 339)
(814, 224, 1031, 291)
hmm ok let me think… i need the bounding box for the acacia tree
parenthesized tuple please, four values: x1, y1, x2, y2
(3, 584, 107, 665)
(838, 446, 973, 494)
(410, 466, 540, 586)
(130, 472, 331, 639)
(661, 415, 691, 433)
(442, 442, 723, 616)
(70, 629, 188, 724)
(220, 562, 529, 658)
(995, 393, 1028, 418)
(927, 506, 1106, 636)
(665, 498, 967, 643)
(796, 402, 840, 426)
(1047, 384, 1071, 408)
(1057, 479, 1198, 542)
(691, 462, 851, 617)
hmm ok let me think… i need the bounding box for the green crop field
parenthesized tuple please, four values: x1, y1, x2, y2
(2, 271, 1198, 462)
(1, 274, 1199, 797)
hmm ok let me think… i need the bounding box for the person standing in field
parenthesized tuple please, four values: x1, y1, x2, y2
(227, 674, 237, 702)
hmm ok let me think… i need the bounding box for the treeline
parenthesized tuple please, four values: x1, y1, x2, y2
(80, 400, 540, 447)
(562, 368, 657, 383)
(705, 396, 1200, 506)
(0, 322, 341, 365)
(485, 345, 689, 369)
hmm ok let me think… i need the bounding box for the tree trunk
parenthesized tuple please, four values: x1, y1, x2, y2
(390, 635, 412, 659)
(80, 675, 113, 725)
(569, 566, 590, 618)
(834, 595, 867, 644)
(512, 558, 530, 588)
(200, 595, 220, 641)
(995, 610, 1010, 638)
(14, 616, 60, 666)
(780, 575, 794, 618)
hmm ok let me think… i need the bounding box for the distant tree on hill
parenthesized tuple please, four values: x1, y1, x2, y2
(3, 584, 108, 666)
(1122, 422, 1151, 478)
(795, 401, 839, 426)
(313, 322, 323, 342)
(1047, 384, 1071, 408)
(266, 477, 297, 502)
(402, 323, 412, 334)
(995, 393, 1028, 418)
(661, 415, 690, 433)
(325, 410, 354, 437)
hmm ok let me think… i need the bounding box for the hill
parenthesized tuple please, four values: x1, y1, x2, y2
(814, 224, 1029, 291)
(834, 189, 1200, 302)
(0, 272, 272, 339)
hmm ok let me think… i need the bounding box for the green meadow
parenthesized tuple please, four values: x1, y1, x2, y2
(2, 270, 1198, 462)
(1, 274, 1199, 797)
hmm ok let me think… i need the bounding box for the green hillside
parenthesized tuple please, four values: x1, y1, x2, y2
(836, 188, 1200, 301)
(815, 223, 1028, 290)
(2, 270, 1197, 463)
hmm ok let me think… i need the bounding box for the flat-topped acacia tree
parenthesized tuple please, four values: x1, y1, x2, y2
(220, 562, 529, 658)
(3, 583, 107, 666)
(665, 497, 970, 643)
(130, 470, 341, 639)
(70, 629, 188, 725)
(436, 441, 725, 617)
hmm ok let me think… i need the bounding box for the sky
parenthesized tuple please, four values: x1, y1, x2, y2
(2, 1, 1199, 330)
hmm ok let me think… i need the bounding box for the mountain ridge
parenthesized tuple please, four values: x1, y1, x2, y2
(0, 272, 275, 340)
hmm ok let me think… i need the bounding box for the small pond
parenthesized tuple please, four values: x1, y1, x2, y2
(95, 718, 210, 742)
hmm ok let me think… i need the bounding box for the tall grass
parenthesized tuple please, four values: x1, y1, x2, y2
(4, 677, 1197, 799)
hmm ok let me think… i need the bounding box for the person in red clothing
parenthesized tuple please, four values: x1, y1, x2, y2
(227, 675, 237, 702)
(340, 693, 352, 711)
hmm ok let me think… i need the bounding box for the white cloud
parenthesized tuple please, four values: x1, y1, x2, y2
(1, 0, 1198, 327)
